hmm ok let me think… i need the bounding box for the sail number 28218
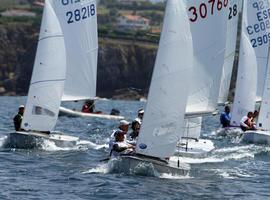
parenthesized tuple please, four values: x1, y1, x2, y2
(188, 0, 228, 22)
(66, 4, 96, 24)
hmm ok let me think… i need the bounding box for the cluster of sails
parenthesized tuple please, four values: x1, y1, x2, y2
(7, 0, 270, 175)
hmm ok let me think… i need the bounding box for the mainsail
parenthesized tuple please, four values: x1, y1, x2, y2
(243, 0, 270, 100)
(257, 49, 270, 129)
(51, 0, 98, 101)
(230, 31, 257, 126)
(185, 0, 228, 115)
(21, 0, 66, 131)
(136, 0, 193, 158)
(218, 0, 240, 104)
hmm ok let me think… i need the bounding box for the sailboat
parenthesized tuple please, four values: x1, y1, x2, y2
(177, 0, 230, 154)
(236, 0, 270, 144)
(111, 0, 228, 175)
(218, 0, 270, 142)
(7, 0, 85, 148)
(50, 0, 124, 120)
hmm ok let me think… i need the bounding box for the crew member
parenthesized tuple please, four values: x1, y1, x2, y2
(240, 112, 256, 131)
(13, 105, 24, 131)
(220, 106, 231, 128)
(130, 118, 141, 141)
(108, 120, 130, 150)
(110, 130, 134, 157)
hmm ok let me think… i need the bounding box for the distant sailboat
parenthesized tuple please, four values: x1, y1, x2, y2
(178, 0, 229, 154)
(51, 0, 124, 120)
(8, 0, 80, 148)
(240, 0, 270, 144)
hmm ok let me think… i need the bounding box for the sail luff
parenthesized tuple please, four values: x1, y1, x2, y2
(21, 0, 66, 131)
(135, 0, 193, 158)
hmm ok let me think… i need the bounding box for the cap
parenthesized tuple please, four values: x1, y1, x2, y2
(119, 120, 130, 126)
(138, 109, 144, 114)
(134, 117, 141, 124)
(19, 105, 25, 108)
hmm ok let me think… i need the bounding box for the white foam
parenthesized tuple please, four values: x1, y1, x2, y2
(82, 164, 109, 174)
(212, 168, 256, 179)
(40, 138, 107, 151)
(213, 145, 255, 153)
(160, 173, 192, 180)
(170, 156, 224, 164)
(0, 135, 7, 148)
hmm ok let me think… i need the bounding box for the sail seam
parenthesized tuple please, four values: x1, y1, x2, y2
(39, 35, 63, 42)
(31, 79, 66, 86)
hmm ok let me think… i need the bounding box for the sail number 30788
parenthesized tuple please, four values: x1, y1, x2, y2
(189, 0, 228, 22)
(66, 4, 96, 24)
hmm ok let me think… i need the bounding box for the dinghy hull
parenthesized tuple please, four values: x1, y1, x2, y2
(176, 138, 215, 156)
(59, 106, 124, 120)
(6, 131, 79, 149)
(110, 154, 190, 176)
(241, 130, 270, 144)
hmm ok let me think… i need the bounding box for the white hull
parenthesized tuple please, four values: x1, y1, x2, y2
(109, 154, 190, 176)
(6, 131, 80, 149)
(176, 138, 215, 156)
(59, 106, 124, 120)
(240, 130, 270, 144)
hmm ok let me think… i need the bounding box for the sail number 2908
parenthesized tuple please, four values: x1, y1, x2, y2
(66, 4, 95, 24)
(189, 0, 228, 22)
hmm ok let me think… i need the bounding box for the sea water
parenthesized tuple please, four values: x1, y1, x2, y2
(0, 96, 269, 199)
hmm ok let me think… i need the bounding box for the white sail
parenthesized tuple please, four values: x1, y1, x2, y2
(185, 0, 227, 114)
(51, 0, 98, 101)
(183, 117, 202, 139)
(21, 0, 66, 131)
(257, 49, 270, 129)
(136, 0, 193, 158)
(230, 32, 257, 126)
(243, 0, 270, 100)
(218, 0, 240, 104)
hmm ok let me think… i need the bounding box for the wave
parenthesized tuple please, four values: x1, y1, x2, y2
(40, 138, 107, 152)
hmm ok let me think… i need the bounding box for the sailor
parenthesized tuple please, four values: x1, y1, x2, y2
(108, 120, 130, 150)
(81, 99, 103, 114)
(220, 105, 231, 128)
(252, 110, 259, 123)
(13, 105, 24, 131)
(110, 130, 135, 157)
(82, 99, 95, 113)
(130, 118, 141, 141)
(240, 112, 256, 131)
(137, 109, 144, 123)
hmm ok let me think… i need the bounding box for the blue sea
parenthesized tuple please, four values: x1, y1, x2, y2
(0, 96, 269, 200)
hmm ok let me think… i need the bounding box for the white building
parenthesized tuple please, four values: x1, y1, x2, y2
(118, 14, 150, 31)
